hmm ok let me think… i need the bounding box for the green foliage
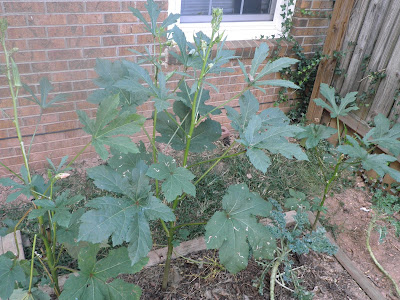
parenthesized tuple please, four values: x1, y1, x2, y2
(313, 83, 358, 118)
(205, 184, 276, 273)
(0, 252, 27, 299)
(296, 123, 336, 149)
(60, 245, 147, 300)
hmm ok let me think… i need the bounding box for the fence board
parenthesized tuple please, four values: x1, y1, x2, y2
(367, 35, 400, 121)
(356, 2, 400, 120)
(335, 0, 370, 93)
(339, 0, 390, 96)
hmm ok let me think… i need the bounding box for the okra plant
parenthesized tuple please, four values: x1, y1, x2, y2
(297, 84, 400, 229)
(0, 1, 305, 298)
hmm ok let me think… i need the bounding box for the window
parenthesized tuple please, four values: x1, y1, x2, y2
(169, 0, 295, 41)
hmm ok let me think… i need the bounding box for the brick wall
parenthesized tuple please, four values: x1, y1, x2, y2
(0, 0, 333, 177)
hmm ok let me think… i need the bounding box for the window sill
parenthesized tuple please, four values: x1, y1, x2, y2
(167, 38, 294, 65)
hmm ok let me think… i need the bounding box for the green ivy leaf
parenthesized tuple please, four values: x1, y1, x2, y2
(314, 84, 358, 118)
(205, 184, 276, 273)
(0, 253, 26, 300)
(59, 245, 147, 300)
(296, 124, 336, 149)
(146, 154, 196, 202)
(363, 114, 400, 156)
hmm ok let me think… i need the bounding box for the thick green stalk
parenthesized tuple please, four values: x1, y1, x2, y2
(182, 31, 216, 167)
(366, 215, 400, 298)
(28, 234, 37, 293)
(270, 256, 283, 300)
(312, 157, 343, 230)
(161, 233, 175, 290)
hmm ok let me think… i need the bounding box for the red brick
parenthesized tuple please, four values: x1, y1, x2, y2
(13, 51, 46, 63)
(58, 111, 79, 122)
(86, 2, 121, 12)
(45, 120, 79, 133)
(48, 26, 84, 37)
(137, 34, 153, 44)
(67, 14, 104, 25)
(307, 18, 329, 27)
(66, 37, 101, 48)
(31, 61, 68, 73)
(46, 2, 84, 13)
(4, 2, 45, 13)
(48, 49, 83, 61)
(84, 24, 119, 36)
(104, 13, 136, 23)
(51, 70, 87, 82)
(103, 35, 134, 46)
(120, 24, 146, 34)
(68, 59, 97, 70)
(28, 38, 66, 50)
(83, 47, 116, 58)
(23, 113, 59, 126)
(8, 27, 46, 39)
(73, 80, 96, 91)
(118, 46, 137, 56)
(4, 40, 28, 52)
(4, 15, 27, 27)
(27, 14, 67, 26)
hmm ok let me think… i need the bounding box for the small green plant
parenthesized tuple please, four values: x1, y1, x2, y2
(366, 190, 400, 298)
(254, 194, 337, 300)
(297, 84, 400, 229)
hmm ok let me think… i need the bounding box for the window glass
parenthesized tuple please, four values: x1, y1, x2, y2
(180, 0, 275, 22)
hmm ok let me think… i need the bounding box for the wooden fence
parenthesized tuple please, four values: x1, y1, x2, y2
(306, 0, 400, 185)
(307, 0, 400, 136)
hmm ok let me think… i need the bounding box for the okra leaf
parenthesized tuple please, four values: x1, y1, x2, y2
(78, 94, 145, 160)
(296, 124, 337, 149)
(156, 101, 221, 152)
(255, 57, 299, 81)
(79, 163, 175, 264)
(205, 184, 275, 273)
(0, 176, 31, 203)
(176, 81, 221, 116)
(314, 84, 358, 118)
(146, 154, 196, 202)
(0, 253, 26, 300)
(363, 114, 400, 156)
(284, 189, 310, 211)
(250, 43, 269, 78)
(246, 148, 271, 174)
(59, 245, 146, 300)
(108, 141, 152, 175)
(87, 165, 131, 196)
(9, 288, 50, 300)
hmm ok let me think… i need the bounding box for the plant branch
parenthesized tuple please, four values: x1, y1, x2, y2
(0, 160, 23, 181)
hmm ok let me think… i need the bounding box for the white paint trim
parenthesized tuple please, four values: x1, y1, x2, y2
(168, 0, 296, 41)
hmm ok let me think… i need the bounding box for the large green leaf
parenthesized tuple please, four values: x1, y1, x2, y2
(23, 77, 67, 110)
(296, 124, 337, 149)
(156, 101, 221, 153)
(314, 84, 359, 118)
(338, 136, 400, 181)
(205, 184, 275, 273)
(79, 163, 175, 264)
(177, 81, 221, 116)
(0, 253, 26, 300)
(9, 288, 50, 300)
(363, 114, 400, 156)
(108, 141, 152, 176)
(78, 94, 145, 160)
(146, 154, 196, 202)
(59, 245, 147, 300)
(255, 57, 299, 81)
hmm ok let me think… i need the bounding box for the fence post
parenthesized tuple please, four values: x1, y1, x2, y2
(305, 0, 356, 124)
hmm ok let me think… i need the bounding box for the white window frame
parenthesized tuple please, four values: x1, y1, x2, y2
(168, 0, 296, 41)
